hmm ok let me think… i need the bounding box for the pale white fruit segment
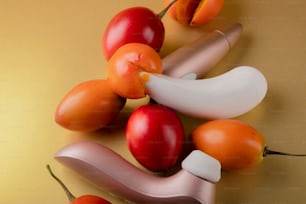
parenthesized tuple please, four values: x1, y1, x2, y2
(182, 150, 221, 183)
(140, 66, 268, 119)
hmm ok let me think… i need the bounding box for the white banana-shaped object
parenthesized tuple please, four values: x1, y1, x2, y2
(140, 66, 268, 119)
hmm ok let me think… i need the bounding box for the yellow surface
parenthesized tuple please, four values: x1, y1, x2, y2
(1, 0, 306, 203)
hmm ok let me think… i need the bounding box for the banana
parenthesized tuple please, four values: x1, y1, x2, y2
(140, 66, 268, 119)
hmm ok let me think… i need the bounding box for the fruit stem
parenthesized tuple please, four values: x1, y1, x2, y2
(46, 164, 76, 202)
(157, 0, 178, 19)
(263, 146, 306, 157)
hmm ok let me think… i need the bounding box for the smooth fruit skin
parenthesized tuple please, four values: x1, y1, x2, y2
(107, 43, 162, 99)
(103, 7, 165, 60)
(71, 195, 111, 204)
(126, 104, 184, 171)
(55, 80, 126, 132)
(191, 119, 265, 171)
(165, 0, 224, 26)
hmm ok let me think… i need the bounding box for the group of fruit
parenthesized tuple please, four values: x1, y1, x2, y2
(55, 0, 230, 171)
(53, 2, 305, 202)
(54, 0, 284, 172)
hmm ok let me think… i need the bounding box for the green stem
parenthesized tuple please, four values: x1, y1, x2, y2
(263, 147, 306, 157)
(46, 164, 76, 202)
(157, 0, 178, 19)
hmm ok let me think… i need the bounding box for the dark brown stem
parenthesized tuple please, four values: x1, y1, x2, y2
(263, 146, 306, 157)
(46, 164, 76, 202)
(157, 0, 178, 19)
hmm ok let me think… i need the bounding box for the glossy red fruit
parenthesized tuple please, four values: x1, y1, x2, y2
(102, 7, 165, 60)
(71, 195, 111, 204)
(126, 104, 185, 172)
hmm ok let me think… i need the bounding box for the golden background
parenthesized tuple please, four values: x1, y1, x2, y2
(1, 0, 306, 203)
